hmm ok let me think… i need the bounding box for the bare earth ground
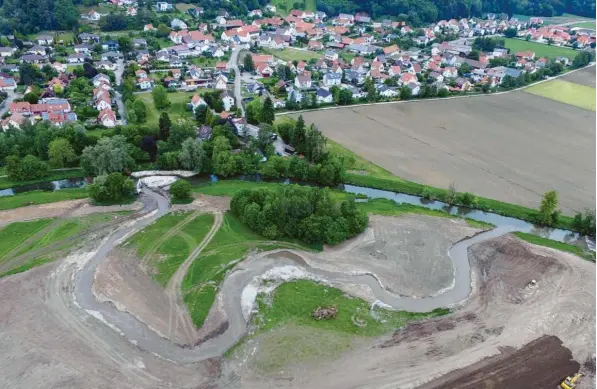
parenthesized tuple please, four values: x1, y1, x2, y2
(310, 214, 482, 297)
(1, 211, 594, 388)
(224, 235, 595, 389)
(561, 66, 596, 88)
(0, 199, 143, 226)
(294, 90, 595, 214)
(93, 248, 198, 346)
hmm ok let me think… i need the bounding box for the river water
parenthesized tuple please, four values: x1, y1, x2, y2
(0, 178, 87, 197)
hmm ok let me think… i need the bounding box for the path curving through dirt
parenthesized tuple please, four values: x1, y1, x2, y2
(54, 187, 548, 364)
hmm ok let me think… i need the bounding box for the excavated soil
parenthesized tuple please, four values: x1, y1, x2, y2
(92, 248, 199, 346)
(225, 235, 595, 389)
(301, 214, 482, 297)
(416, 335, 580, 389)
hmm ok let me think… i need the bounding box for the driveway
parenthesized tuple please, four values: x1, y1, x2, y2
(0, 90, 17, 117)
(114, 59, 127, 125)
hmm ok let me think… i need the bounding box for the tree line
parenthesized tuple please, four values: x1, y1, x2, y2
(231, 185, 369, 245)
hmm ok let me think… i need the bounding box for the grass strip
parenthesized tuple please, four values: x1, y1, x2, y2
(513, 231, 595, 261)
(0, 218, 54, 260)
(0, 188, 88, 211)
(0, 169, 85, 190)
(0, 257, 53, 278)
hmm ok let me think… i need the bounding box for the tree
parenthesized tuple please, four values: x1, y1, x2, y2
(170, 179, 192, 200)
(504, 27, 518, 38)
(158, 112, 171, 141)
(337, 89, 353, 105)
(53, 0, 79, 31)
(156, 23, 170, 38)
(117, 36, 133, 55)
(41, 64, 58, 81)
(400, 85, 412, 100)
(365, 76, 377, 102)
(179, 137, 205, 172)
(152, 85, 170, 110)
(572, 51, 595, 68)
(23, 92, 40, 104)
(538, 190, 559, 226)
(260, 97, 275, 124)
(437, 87, 449, 97)
(467, 50, 480, 60)
(572, 209, 596, 238)
(88, 173, 135, 203)
(125, 99, 138, 123)
(133, 99, 147, 123)
(5, 154, 49, 181)
(293, 115, 307, 152)
(243, 54, 254, 72)
(212, 136, 237, 177)
(195, 105, 209, 125)
(245, 99, 262, 125)
(458, 62, 472, 76)
(48, 138, 76, 168)
(19, 63, 43, 86)
(81, 135, 135, 176)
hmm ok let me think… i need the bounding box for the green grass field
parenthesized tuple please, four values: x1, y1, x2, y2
(136, 91, 209, 125)
(263, 48, 322, 62)
(525, 79, 596, 111)
(255, 280, 449, 336)
(126, 211, 216, 285)
(0, 212, 131, 277)
(503, 38, 576, 59)
(182, 212, 313, 327)
(513, 232, 596, 261)
(0, 189, 88, 211)
(569, 21, 596, 29)
(0, 169, 85, 190)
(86, 128, 116, 138)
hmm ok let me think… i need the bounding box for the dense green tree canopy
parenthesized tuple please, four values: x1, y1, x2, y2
(231, 186, 368, 245)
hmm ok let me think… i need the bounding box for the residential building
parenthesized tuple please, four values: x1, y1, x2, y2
(322, 72, 342, 87)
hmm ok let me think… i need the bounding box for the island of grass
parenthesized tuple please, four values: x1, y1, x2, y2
(262, 47, 322, 62)
(226, 280, 448, 367)
(124, 211, 215, 286)
(513, 232, 595, 261)
(135, 90, 211, 126)
(0, 212, 132, 277)
(524, 79, 596, 111)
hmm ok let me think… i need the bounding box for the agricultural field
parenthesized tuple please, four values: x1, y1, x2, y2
(525, 79, 596, 111)
(293, 86, 595, 214)
(503, 38, 576, 59)
(569, 21, 597, 29)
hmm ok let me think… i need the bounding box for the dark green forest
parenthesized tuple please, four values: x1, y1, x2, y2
(0, 0, 593, 35)
(316, 0, 595, 24)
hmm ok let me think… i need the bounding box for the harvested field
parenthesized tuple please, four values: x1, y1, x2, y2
(417, 335, 580, 389)
(294, 89, 595, 213)
(561, 66, 597, 88)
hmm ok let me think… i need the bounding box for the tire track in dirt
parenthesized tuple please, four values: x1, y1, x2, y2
(165, 211, 223, 344)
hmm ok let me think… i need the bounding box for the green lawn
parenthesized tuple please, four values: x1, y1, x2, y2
(0, 189, 88, 211)
(182, 212, 312, 327)
(86, 128, 116, 138)
(569, 21, 596, 29)
(30, 31, 75, 44)
(525, 79, 596, 111)
(0, 218, 54, 260)
(0, 169, 85, 190)
(125, 211, 215, 286)
(503, 38, 576, 59)
(188, 57, 219, 67)
(136, 91, 206, 125)
(263, 48, 322, 62)
(513, 232, 596, 261)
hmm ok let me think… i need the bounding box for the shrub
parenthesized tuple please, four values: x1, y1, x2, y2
(421, 187, 433, 200)
(170, 179, 192, 200)
(5, 155, 49, 181)
(88, 173, 135, 203)
(456, 192, 477, 207)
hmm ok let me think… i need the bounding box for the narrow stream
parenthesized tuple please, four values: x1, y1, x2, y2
(0, 178, 87, 197)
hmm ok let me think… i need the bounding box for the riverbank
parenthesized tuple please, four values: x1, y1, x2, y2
(0, 168, 84, 190)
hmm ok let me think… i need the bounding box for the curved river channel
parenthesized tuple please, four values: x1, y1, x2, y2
(72, 185, 592, 364)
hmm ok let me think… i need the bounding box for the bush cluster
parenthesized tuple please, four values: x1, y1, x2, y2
(231, 186, 369, 245)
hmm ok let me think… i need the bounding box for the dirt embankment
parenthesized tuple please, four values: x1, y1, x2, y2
(0, 200, 143, 226)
